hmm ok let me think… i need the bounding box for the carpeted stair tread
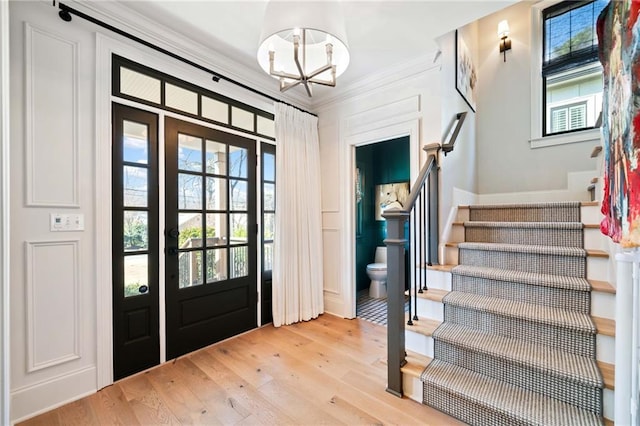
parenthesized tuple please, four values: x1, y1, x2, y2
(421, 359, 603, 426)
(433, 322, 603, 388)
(443, 292, 596, 333)
(457, 242, 587, 257)
(464, 221, 584, 229)
(469, 202, 582, 210)
(468, 202, 582, 223)
(452, 264, 591, 292)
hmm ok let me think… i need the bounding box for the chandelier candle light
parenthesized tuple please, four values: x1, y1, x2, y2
(257, 1, 350, 97)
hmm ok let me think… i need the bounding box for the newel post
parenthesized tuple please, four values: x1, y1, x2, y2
(382, 209, 409, 397)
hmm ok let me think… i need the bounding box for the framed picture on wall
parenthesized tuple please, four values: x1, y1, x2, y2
(455, 30, 477, 112)
(375, 182, 410, 220)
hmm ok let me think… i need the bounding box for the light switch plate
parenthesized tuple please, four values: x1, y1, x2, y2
(50, 213, 84, 232)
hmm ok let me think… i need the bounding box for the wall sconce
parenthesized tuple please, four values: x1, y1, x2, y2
(498, 20, 511, 62)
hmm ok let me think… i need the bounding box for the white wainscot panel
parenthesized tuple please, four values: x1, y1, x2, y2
(26, 240, 80, 372)
(322, 229, 340, 295)
(25, 24, 79, 207)
(319, 124, 340, 212)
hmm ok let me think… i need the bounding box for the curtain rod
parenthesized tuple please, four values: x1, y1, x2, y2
(56, 1, 317, 117)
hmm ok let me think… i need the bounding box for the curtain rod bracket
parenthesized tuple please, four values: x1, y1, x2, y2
(59, 8, 72, 22)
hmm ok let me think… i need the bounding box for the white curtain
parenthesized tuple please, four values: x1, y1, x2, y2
(272, 103, 324, 327)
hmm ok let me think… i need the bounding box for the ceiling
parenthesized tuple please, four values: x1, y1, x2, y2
(118, 0, 519, 106)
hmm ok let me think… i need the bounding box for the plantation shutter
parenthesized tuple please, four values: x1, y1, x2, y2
(551, 108, 568, 133)
(569, 104, 587, 130)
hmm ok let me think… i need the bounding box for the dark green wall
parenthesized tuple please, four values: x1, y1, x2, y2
(355, 136, 410, 292)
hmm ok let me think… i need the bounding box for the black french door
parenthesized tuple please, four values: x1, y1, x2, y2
(112, 104, 160, 380)
(164, 117, 257, 359)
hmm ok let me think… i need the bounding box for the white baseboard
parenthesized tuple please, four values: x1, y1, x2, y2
(11, 366, 96, 424)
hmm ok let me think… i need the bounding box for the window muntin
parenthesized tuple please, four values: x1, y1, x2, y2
(542, 0, 607, 136)
(113, 55, 275, 140)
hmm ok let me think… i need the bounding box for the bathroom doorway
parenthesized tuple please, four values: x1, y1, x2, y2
(355, 136, 410, 325)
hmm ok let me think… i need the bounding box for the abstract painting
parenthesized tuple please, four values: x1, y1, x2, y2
(455, 30, 477, 112)
(598, 1, 640, 247)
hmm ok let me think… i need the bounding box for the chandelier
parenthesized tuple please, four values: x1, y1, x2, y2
(257, 2, 350, 97)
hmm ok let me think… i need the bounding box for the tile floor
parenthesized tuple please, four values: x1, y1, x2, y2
(356, 289, 410, 326)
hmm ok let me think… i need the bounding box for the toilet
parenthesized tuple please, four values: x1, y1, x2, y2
(366, 246, 387, 298)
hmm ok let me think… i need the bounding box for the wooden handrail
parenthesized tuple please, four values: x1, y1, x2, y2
(402, 146, 439, 213)
(441, 111, 467, 156)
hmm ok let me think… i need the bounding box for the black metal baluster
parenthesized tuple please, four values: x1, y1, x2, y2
(423, 175, 429, 291)
(407, 209, 413, 326)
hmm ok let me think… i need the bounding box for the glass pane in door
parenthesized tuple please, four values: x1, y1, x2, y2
(178, 174, 203, 209)
(179, 250, 204, 288)
(178, 134, 203, 172)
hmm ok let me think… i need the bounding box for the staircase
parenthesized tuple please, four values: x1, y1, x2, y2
(402, 201, 616, 425)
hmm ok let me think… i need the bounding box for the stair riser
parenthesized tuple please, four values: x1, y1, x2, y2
(597, 335, 614, 364)
(444, 305, 596, 358)
(582, 205, 603, 225)
(403, 373, 424, 403)
(465, 227, 583, 248)
(587, 256, 609, 281)
(445, 246, 458, 265)
(406, 329, 434, 357)
(452, 274, 590, 313)
(456, 207, 470, 222)
(469, 207, 581, 223)
(434, 340, 602, 415)
(459, 248, 586, 277)
(422, 384, 530, 426)
(451, 224, 465, 243)
(415, 297, 443, 322)
(425, 269, 452, 291)
(591, 291, 615, 320)
(585, 227, 605, 250)
(604, 389, 614, 422)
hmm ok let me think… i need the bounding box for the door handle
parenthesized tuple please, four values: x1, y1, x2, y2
(167, 228, 180, 239)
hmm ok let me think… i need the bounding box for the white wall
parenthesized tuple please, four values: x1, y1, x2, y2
(10, 3, 100, 420)
(475, 1, 597, 196)
(436, 24, 479, 225)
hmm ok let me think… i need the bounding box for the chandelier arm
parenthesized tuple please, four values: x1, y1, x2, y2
(302, 80, 313, 97)
(307, 78, 336, 87)
(280, 79, 302, 92)
(270, 69, 303, 80)
(305, 64, 333, 80)
(292, 37, 306, 80)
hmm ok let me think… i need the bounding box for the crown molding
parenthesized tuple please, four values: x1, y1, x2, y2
(59, 0, 313, 112)
(312, 52, 441, 112)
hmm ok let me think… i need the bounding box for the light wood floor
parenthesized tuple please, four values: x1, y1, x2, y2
(19, 314, 461, 425)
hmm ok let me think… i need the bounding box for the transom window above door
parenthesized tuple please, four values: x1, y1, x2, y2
(112, 55, 275, 139)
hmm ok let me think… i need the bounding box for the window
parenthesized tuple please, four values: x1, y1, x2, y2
(542, 0, 607, 136)
(113, 55, 275, 140)
(550, 101, 587, 133)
